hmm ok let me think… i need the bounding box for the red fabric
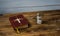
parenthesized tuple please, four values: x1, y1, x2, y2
(9, 15, 29, 28)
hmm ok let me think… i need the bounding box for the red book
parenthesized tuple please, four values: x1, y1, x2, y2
(9, 15, 30, 28)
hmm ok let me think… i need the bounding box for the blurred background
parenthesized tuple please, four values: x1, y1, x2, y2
(0, 0, 60, 36)
(0, 0, 60, 14)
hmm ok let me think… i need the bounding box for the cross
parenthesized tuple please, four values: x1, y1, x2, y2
(14, 18, 22, 23)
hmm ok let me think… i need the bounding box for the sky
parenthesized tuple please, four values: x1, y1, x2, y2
(0, 0, 60, 14)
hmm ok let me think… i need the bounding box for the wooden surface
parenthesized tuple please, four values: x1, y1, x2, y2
(0, 10, 60, 36)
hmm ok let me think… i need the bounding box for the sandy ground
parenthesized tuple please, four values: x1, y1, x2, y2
(0, 10, 60, 36)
